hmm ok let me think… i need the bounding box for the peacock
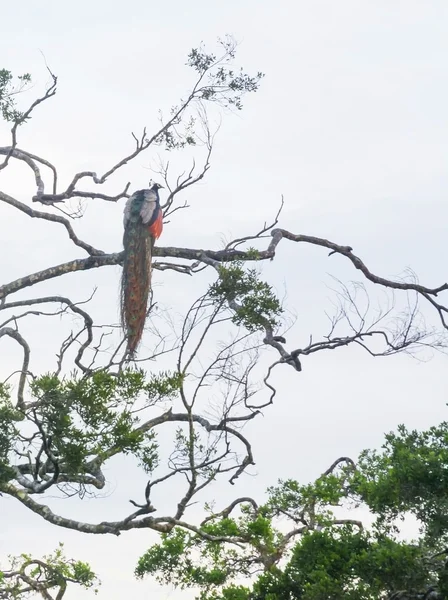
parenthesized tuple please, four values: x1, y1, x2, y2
(120, 181, 164, 357)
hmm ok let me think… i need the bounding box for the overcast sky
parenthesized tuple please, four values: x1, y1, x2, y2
(1, 1, 448, 598)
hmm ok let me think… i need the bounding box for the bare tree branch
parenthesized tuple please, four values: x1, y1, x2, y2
(269, 228, 448, 323)
(0, 70, 57, 172)
(0, 191, 104, 256)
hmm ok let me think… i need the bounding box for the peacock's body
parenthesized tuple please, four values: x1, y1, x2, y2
(120, 182, 163, 356)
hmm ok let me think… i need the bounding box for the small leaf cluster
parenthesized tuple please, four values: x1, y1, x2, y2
(0, 69, 31, 124)
(209, 262, 283, 332)
(153, 112, 197, 150)
(0, 384, 23, 483)
(187, 36, 264, 111)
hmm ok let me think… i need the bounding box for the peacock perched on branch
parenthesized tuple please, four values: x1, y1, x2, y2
(120, 181, 164, 357)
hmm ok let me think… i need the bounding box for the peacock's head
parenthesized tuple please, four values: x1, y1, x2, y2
(148, 179, 164, 191)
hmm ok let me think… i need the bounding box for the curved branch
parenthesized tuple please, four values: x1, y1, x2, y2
(0, 191, 104, 256)
(15, 147, 58, 194)
(0, 148, 45, 195)
(0, 327, 30, 409)
(322, 456, 356, 477)
(201, 497, 259, 525)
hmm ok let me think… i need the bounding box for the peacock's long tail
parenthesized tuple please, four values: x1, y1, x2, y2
(120, 220, 153, 357)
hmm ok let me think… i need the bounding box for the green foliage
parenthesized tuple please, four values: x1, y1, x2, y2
(0, 69, 31, 124)
(138, 522, 438, 600)
(135, 421, 448, 599)
(245, 247, 262, 260)
(24, 369, 182, 476)
(135, 529, 228, 588)
(0, 384, 22, 483)
(267, 474, 349, 527)
(355, 422, 448, 541)
(0, 544, 99, 598)
(137, 498, 287, 596)
(269, 528, 429, 600)
(210, 262, 283, 332)
(202, 517, 241, 538)
(198, 585, 252, 600)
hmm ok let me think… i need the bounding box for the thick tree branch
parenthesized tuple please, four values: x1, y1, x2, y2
(0, 254, 122, 299)
(0, 481, 247, 542)
(1, 230, 446, 342)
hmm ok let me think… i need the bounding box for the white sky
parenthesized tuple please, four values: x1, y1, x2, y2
(1, 1, 448, 598)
